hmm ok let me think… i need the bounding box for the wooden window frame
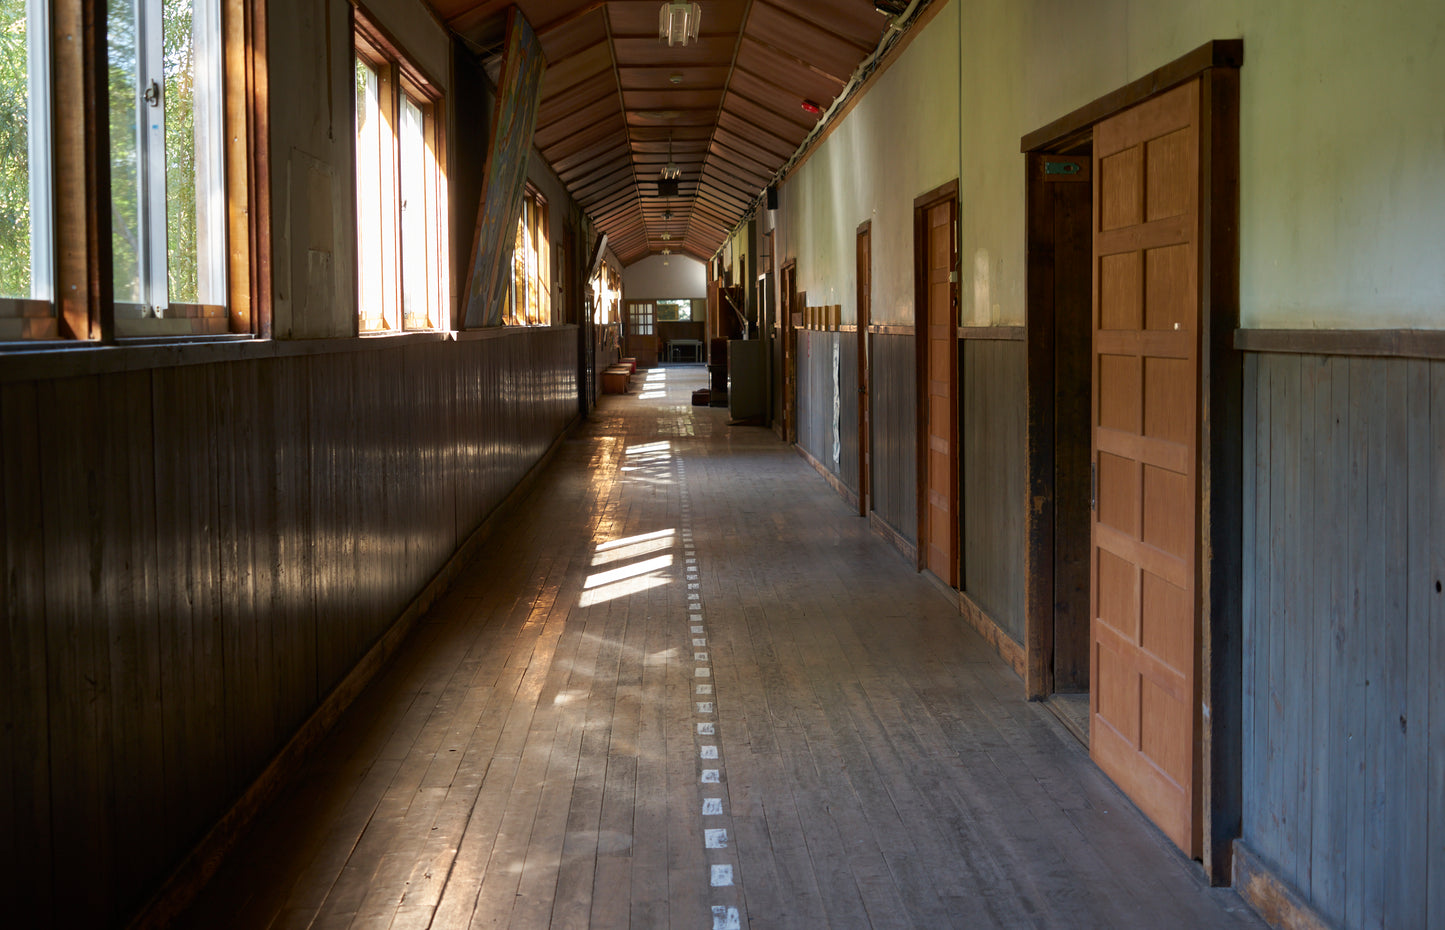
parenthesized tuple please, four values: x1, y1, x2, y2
(353, 8, 447, 335)
(504, 184, 550, 327)
(0, 0, 268, 346)
(626, 300, 654, 335)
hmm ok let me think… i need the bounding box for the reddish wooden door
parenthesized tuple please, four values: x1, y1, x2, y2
(857, 223, 872, 517)
(920, 195, 957, 586)
(1090, 79, 1201, 856)
(781, 263, 798, 443)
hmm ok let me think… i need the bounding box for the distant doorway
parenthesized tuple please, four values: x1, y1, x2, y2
(1024, 146, 1093, 702)
(624, 300, 658, 367)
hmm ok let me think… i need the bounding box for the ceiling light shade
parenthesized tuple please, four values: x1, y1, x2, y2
(661, 133, 681, 180)
(659, 1, 702, 47)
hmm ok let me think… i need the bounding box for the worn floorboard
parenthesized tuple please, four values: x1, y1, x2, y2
(177, 365, 1263, 930)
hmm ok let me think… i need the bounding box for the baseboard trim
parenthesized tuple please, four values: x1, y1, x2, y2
(126, 414, 582, 929)
(1232, 842, 1338, 930)
(795, 443, 861, 513)
(959, 591, 1027, 680)
(868, 511, 917, 565)
(918, 571, 1027, 680)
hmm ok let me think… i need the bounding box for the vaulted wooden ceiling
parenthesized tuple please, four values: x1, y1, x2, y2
(427, 0, 902, 265)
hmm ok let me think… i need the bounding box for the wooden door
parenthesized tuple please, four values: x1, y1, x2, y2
(1090, 79, 1201, 856)
(781, 263, 797, 443)
(625, 301, 658, 367)
(918, 192, 957, 586)
(857, 223, 872, 517)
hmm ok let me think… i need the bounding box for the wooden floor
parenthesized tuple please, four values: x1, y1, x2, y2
(176, 365, 1264, 929)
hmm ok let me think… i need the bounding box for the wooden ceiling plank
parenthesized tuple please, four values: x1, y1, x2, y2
(712, 124, 793, 165)
(715, 110, 798, 160)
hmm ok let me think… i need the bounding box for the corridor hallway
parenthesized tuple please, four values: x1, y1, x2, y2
(177, 366, 1263, 930)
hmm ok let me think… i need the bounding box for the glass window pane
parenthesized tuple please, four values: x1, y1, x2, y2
(109, 0, 226, 322)
(0, 0, 52, 302)
(108, 0, 143, 305)
(537, 203, 549, 323)
(355, 57, 385, 330)
(399, 96, 427, 328)
(162, 0, 224, 306)
(511, 212, 525, 325)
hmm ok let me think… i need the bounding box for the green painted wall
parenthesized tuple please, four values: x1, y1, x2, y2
(966, 0, 1445, 329)
(775, 0, 1445, 331)
(777, 0, 961, 326)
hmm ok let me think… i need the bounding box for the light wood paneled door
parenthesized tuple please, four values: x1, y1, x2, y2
(918, 190, 958, 586)
(1090, 79, 1202, 857)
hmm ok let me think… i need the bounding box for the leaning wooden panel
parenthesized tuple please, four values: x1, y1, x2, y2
(1090, 79, 1201, 857)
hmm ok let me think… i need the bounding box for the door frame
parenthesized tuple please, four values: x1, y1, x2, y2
(1023, 146, 1093, 704)
(914, 179, 960, 585)
(1021, 39, 1242, 881)
(780, 259, 798, 444)
(857, 220, 872, 517)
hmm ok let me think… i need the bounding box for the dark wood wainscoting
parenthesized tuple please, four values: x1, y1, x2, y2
(796, 329, 858, 489)
(0, 328, 578, 928)
(960, 336, 1027, 644)
(871, 331, 917, 548)
(1241, 349, 1442, 930)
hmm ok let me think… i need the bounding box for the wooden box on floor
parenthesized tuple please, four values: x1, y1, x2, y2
(602, 366, 631, 394)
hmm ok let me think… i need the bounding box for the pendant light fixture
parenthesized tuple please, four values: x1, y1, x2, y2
(659, 1, 702, 47)
(658, 133, 681, 197)
(661, 133, 681, 181)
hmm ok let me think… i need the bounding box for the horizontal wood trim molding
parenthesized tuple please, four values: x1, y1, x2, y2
(127, 414, 581, 929)
(837, 324, 859, 333)
(1232, 842, 1334, 930)
(869, 324, 915, 336)
(869, 510, 917, 565)
(1235, 327, 1445, 360)
(0, 325, 580, 383)
(1021, 39, 1244, 152)
(795, 443, 860, 513)
(914, 178, 960, 210)
(957, 325, 1025, 341)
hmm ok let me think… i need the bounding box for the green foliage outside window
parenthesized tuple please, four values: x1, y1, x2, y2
(108, 0, 203, 305)
(0, 0, 33, 298)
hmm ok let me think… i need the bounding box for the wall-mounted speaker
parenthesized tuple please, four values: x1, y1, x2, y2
(766, 185, 778, 210)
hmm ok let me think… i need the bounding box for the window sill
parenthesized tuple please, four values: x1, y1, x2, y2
(454, 323, 577, 342)
(0, 326, 580, 383)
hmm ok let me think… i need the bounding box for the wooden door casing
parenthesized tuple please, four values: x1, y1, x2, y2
(916, 188, 959, 587)
(857, 223, 872, 517)
(1090, 79, 1202, 856)
(781, 262, 798, 444)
